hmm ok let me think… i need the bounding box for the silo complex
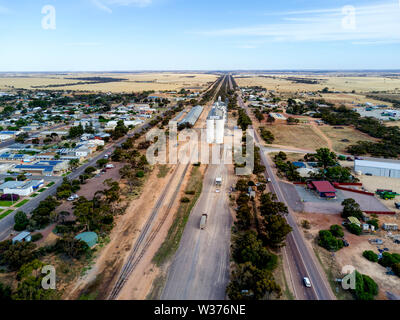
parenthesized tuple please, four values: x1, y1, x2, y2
(206, 96, 227, 144)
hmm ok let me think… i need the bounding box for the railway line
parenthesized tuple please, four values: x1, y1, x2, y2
(108, 76, 224, 300)
(108, 163, 190, 299)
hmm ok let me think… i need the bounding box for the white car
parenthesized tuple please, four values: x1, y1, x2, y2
(303, 277, 312, 288)
(215, 189, 221, 193)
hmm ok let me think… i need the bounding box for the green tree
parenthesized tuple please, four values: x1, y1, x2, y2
(0, 282, 12, 300)
(352, 271, 378, 300)
(0, 241, 37, 271)
(232, 231, 277, 271)
(315, 148, 337, 169)
(259, 193, 288, 217)
(14, 211, 29, 231)
(363, 250, 379, 263)
(261, 214, 292, 248)
(318, 230, 343, 252)
(346, 223, 362, 236)
(226, 262, 281, 300)
(329, 225, 344, 238)
(341, 198, 363, 220)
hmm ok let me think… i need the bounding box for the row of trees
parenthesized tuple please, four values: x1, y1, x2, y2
(259, 127, 275, 144)
(227, 181, 286, 300)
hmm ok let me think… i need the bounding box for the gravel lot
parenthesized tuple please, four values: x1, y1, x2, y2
(293, 184, 391, 214)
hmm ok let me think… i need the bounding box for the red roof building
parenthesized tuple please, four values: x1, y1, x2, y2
(310, 181, 337, 198)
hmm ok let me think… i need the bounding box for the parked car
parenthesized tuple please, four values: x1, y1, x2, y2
(303, 277, 312, 288)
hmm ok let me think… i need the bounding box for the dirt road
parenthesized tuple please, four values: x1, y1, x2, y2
(161, 157, 234, 300)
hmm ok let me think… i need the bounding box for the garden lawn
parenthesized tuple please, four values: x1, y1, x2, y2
(0, 210, 13, 220)
(15, 199, 29, 208)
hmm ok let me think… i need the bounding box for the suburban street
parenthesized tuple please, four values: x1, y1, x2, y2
(0, 109, 174, 241)
(238, 93, 335, 300)
(161, 157, 233, 299)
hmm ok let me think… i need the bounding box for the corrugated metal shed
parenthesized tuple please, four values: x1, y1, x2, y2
(355, 159, 400, 178)
(178, 106, 203, 127)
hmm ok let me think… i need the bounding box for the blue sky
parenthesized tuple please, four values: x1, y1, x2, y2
(0, 0, 399, 71)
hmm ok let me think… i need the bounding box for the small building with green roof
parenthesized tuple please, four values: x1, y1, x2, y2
(75, 232, 98, 248)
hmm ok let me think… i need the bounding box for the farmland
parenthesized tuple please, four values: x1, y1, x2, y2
(319, 125, 378, 154)
(266, 123, 328, 150)
(0, 72, 219, 93)
(234, 74, 400, 94)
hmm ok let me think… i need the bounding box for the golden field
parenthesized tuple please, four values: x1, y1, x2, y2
(234, 74, 400, 94)
(0, 72, 219, 93)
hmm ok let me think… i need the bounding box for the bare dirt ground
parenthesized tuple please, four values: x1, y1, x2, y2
(357, 175, 400, 213)
(116, 164, 204, 300)
(319, 125, 378, 155)
(267, 123, 328, 151)
(293, 211, 400, 299)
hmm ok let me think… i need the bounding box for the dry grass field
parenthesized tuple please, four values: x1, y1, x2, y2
(0, 72, 218, 93)
(267, 123, 328, 150)
(235, 74, 400, 94)
(319, 125, 378, 154)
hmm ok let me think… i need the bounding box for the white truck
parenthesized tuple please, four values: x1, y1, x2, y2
(216, 177, 222, 186)
(200, 214, 208, 230)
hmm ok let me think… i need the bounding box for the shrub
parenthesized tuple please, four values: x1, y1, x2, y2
(136, 171, 145, 178)
(329, 225, 344, 238)
(180, 197, 190, 203)
(363, 250, 379, 263)
(1, 194, 20, 201)
(368, 219, 379, 230)
(301, 220, 311, 230)
(353, 271, 378, 300)
(185, 190, 195, 195)
(345, 223, 362, 236)
(379, 252, 400, 268)
(392, 263, 400, 277)
(318, 230, 343, 252)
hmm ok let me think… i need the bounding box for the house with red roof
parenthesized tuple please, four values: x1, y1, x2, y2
(308, 181, 337, 199)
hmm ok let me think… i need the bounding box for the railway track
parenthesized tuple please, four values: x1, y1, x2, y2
(108, 163, 190, 299)
(108, 76, 224, 300)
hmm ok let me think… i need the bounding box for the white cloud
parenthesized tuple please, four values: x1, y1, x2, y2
(195, 2, 400, 44)
(91, 0, 152, 13)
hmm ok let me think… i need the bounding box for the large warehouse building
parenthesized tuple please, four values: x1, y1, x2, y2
(178, 105, 203, 128)
(354, 159, 400, 178)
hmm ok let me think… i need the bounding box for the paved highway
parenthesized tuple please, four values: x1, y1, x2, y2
(237, 92, 335, 300)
